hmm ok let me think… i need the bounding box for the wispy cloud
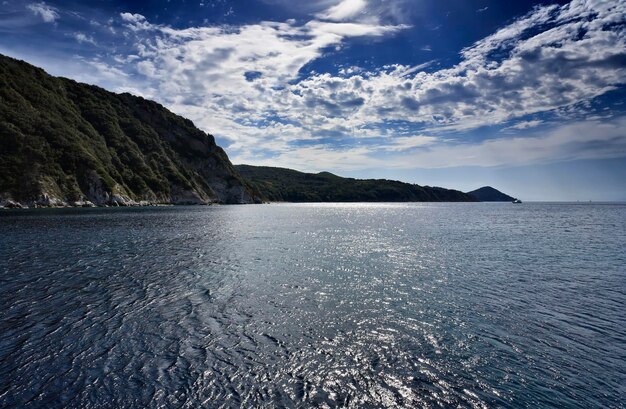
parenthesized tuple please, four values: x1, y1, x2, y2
(27, 2, 59, 23)
(503, 120, 544, 131)
(317, 0, 368, 21)
(72, 32, 97, 45)
(233, 116, 626, 171)
(382, 135, 437, 152)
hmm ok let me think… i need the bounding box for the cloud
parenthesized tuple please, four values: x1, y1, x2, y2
(73, 32, 97, 45)
(382, 135, 437, 151)
(285, 0, 626, 133)
(305, 20, 406, 38)
(318, 0, 368, 21)
(232, 116, 626, 171)
(503, 119, 544, 131)
(119, 12, 152, 31)
(116, 12, 406, 126)
(62, 56, 131, 90)
(103, 0, 626, 171)
(119, 12, 146, 23)
(27, 2, 59, 23)
(400, 116, 626, 168)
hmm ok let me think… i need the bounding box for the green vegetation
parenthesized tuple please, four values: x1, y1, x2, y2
(467, 186, 516, 202)
(235, 165, 476, 202)
(0, 54, 256, 205)
(0, 54, 497, 207)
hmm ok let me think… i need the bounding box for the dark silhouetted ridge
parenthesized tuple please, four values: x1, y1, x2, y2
(467, 186, 516, 202)
(235, 165, 476, 202)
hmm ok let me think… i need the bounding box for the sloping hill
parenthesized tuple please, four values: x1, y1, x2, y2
(0, 54, 259, 207)
(467, 186, 516, 202)
(235, 165, 476, 202)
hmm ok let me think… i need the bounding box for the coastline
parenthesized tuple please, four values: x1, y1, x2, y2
(0, 199, 487, 209)
(0, 199, 535, 210)
(0, 198, 222, 210)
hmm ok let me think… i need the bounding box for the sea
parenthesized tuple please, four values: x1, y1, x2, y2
(1, 203, 625, 408)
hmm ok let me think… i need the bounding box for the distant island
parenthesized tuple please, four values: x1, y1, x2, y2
(467, 186, 518, 202)
(0, 54, 516, 208)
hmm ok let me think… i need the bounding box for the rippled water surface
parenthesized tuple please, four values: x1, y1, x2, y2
(1, 203, 625, 408)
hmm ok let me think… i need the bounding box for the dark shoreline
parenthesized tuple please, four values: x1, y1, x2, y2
(0, 200, 490, 210)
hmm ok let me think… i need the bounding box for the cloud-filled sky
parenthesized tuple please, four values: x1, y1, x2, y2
(1, 0, 625, 200)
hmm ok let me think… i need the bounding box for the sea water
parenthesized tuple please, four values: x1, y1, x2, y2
(1, 203, 625, 408)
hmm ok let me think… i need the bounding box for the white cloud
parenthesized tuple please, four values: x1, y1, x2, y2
(120, 12, 146, 23)
(285, 0, 626, 133)
(399, 116, 626, 168)
(70, 57, 130, 84)
(503, 120, 544, 131)
(235, 145, 383, 172)
(305, 20, 406, 38)
(119, 12, 152, 31)
(27, 2, 59, 23)
(318, 0, 368, 21)
(232, 116, 626, 171)
(382, 135, 437, 151)
(105, 0, 626, 171)
(73, 32, 97, 45)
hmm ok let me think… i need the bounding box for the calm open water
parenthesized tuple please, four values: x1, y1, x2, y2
(1, 203, 625, 408)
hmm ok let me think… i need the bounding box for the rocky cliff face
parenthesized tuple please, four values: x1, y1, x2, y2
(0, 54, 260, 208)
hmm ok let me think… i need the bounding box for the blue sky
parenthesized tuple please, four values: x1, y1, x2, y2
(1, 0, 625, 200)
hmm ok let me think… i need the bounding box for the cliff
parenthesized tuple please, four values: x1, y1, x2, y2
(0, 54, 259, 207)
